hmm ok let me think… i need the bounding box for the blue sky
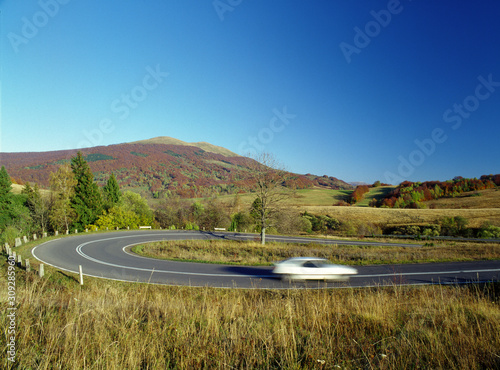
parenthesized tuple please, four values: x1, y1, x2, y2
(1, 0, 499, 184)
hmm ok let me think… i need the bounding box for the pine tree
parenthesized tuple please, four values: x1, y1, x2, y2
(103, 173, 121, 210)
(70, 152, 103, 230)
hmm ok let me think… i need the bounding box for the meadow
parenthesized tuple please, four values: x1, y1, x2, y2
(216, 188, 500, 228)
(1, 260, 499, 369)
(133, 239, 500, 266)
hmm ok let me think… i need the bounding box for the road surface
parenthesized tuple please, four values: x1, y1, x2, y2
(32, 230, 500, 289)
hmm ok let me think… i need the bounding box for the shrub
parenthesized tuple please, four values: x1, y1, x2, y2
(391, 225, 421, 236)
(300, 216, 312, 233)
(339, 220, 380, 237)
(184, 222, 199, 231)
(421, 224, 441, 237)
(478, 223, 500, 239)
(229, 211, 254, 232)
(0, 226, 20, 246)
(440, 216, 469, 237)
(301, 212, 340, 234)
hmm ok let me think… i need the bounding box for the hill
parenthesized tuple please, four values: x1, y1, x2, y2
(0, 137, 352, 198)
(129, 136, 239, 157)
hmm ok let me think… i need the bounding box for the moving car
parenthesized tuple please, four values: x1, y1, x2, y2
(272, 257, 358, 282)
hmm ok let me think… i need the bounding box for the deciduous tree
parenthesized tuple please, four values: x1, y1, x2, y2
(245, 153, 290, 244)
(49, 164, 76, 232)
(121, 191, 153, 226)
(22, 182, 49, 234)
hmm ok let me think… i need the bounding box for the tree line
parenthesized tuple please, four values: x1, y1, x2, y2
(344, 176, 499, 208)
(0, 152, 155, 244)
(0, 152, 299, 245)
(378, 177, 498, 209)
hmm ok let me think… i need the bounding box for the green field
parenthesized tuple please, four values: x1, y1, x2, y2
(207, 187, 353, 208)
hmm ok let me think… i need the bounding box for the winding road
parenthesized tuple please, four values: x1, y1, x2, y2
(32, 230, 500, 289)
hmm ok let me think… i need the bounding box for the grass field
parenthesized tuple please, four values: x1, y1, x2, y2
(426, 188, 500, 209)
(298, 205, 500, 228)
(212, 188, 500, 229)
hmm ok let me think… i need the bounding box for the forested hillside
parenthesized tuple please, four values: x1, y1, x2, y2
(0, 139, 352, 198)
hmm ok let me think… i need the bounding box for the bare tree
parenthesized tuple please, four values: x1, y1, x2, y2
(246, 152, 290, 244)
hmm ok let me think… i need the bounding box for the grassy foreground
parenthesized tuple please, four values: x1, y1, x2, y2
(133, 239, 500, 266)
(1, 260, 500, 369)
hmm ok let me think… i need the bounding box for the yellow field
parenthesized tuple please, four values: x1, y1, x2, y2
(10, 183, 51, 196)
(426, 188, 500, 209)
(296, 205, 500, 228)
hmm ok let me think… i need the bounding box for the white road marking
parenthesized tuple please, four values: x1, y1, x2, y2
(75, 236, 273, 278)
(30, 231, 499, 288)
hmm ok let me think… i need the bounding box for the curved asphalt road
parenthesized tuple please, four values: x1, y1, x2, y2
(32, 230, 500, 289)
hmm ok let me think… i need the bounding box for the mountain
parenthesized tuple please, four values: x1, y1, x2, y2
(129, 136, 240, 157)
(0, 137, 352, 198)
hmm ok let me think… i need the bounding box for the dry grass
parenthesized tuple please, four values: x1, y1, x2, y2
(134, 239, 500, 266)
(297, 205, 500, 228)
(426, 188, 500, 209)
(1, 263, 499, 369)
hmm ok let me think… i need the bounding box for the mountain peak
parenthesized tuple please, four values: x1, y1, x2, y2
(129, 136, 239, 157)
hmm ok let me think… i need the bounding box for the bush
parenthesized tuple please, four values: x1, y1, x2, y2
(300, 217, 312, 233)
(478, 223, 500, 239)
(0, 226, 20, 246)
(339, 220, 380, 237)
(229, 211, 254, 232)
(301, 213, 340, 234)
(273, 211, 307, 235)
(391, 225, 421, 236)
(184, 222, 199, 231)
(440, 216, 469, 237)
(421, 224, 441, 237)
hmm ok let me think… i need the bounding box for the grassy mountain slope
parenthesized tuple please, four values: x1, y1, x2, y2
(130, 136, 239, 157)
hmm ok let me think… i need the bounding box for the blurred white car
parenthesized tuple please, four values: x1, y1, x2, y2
(273, 257, 357, 282)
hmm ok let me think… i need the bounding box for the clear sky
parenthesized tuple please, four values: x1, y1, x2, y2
(1, 0, 499, 184)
